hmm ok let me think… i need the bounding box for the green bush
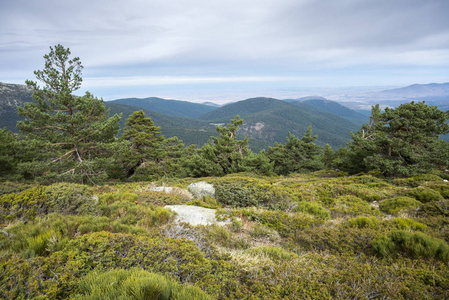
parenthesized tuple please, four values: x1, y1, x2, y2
(75, 268, 213, 300)
(207, 224, 249, 249)
(45, 183, 99, 215)
(372, 230, 449, 261)
(407, 187, 442, 203)
(348, 216, 380, 229)
(393, 174, 444, 187)
(215, 183, 256, 208)
(248, 246, 297, 261)
(437, 185, 449, 199)
(393, 218, 427, 231)
(99, 191, 139, 205)
(236, 207, 321, 238)
(379, 197, 421, 215)
(293, 201, 330, 220)
(0, 181, 35, 196)
(213, 177, 292, 210)
(417, 200, 449, 217)
(0, 186, 47, 222)
(331, 195, 380, 217)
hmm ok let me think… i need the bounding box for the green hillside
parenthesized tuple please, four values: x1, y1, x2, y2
(108, 97, 216, 118)
(198, 97, 359, 151)
(293, 99, 369, 126)
(105, 102, 217, 146)
(0, 82, 32, 133)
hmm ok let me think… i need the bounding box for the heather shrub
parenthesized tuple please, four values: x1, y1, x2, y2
(331, 195, 380, 217)
(295, 225, 385, 254)
(437, 185, 449, 199)
(348, 216, 380, 229)
(0, 186, 47, 222)
(236, 207, 321, 238)
(214, 177, 291, 210)
(393, 174, 444, 187)
(45, 183, 99, 216)
(75, 268, 213, 300)
(393, 218, 427, 231)
(215, 183, 256, 208)
(99, 191, 138, 205)
(207, 224, 249, 249)
(379, 197, 421, 215)
(417, 200, 449, 217)
(136, 190, 187, 206)
(372, 230, 449, 261)
(187, 195, 221, 209)
(293, 201, 330, 220)
(0, 181, 35, 196)
(248, 246, 298, 261)
(407, 187, 442, 203)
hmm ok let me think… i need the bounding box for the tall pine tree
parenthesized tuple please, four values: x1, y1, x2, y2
(268, 126, 323, 175)
(17, 45, 121, 183)
(346, 101, 449, 176)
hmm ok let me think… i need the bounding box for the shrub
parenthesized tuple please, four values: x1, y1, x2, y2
(248, 246, 298, 262)
(215, 183, 257, 208)
(348, 216, 380, 229)
(187, 196, 221, 209)
(372, 230, 449, 261)
(379, 197, 421, 215)
(0, 186, 47, 222)
(437, 185, 449, 199)
(407, 187, 442, 203)
(331, 195, 380, 217)
(393, 174, 444, 187)
(0, 181, 35, 196)
(417, 200, 449, 217)
(45, 183, 98, 215)
(393, 218, 427, 231)
(237, 207, 321, 238)
(214, 177, 292, 210)
(293, 201, 330, 220)
(207, 224, 249, 249)
(99, 191, 138, 205)
(75, 268, 213, 300)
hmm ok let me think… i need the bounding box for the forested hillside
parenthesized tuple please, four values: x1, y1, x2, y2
(109, 97, 216, 118)
(0, 86, 363, 150)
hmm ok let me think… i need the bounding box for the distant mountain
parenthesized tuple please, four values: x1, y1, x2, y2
(105, 102, 216, 146)
(0, 82, 32, 132)
(198, 97, 360, 151)
(202, 101, 221, 107)
(108, 97, 216, 118)
(380, 82, 449, 98)
(283, 96, 328, 103)
(293, 99, 369, 126)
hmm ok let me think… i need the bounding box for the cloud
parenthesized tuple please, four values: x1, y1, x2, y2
(1, 0, 448, 98)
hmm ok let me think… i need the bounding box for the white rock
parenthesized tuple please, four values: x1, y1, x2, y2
(165, 205, 229, 226)
(188, 181, 215, 199)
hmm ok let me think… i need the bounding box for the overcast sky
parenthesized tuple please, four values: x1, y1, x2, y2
(1, 0, 448, 102)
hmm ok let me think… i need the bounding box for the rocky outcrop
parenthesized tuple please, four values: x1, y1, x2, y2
(188, 181, 215, 199)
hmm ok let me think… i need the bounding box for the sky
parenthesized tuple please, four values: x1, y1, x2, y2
(1, 0, 448, 103)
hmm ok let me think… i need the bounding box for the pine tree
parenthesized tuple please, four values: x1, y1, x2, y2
(0, 128, 17, 178)
(120, 110, 165, 178)
(321, 144, 335, 169)
(268, 126, 323, 175)
(347, 101, 449, 176)
(17, 45, 121, 183)
(187, 115, 252, 177)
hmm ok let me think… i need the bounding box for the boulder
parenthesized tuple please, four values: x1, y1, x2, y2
(188, 181, 215, 199)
